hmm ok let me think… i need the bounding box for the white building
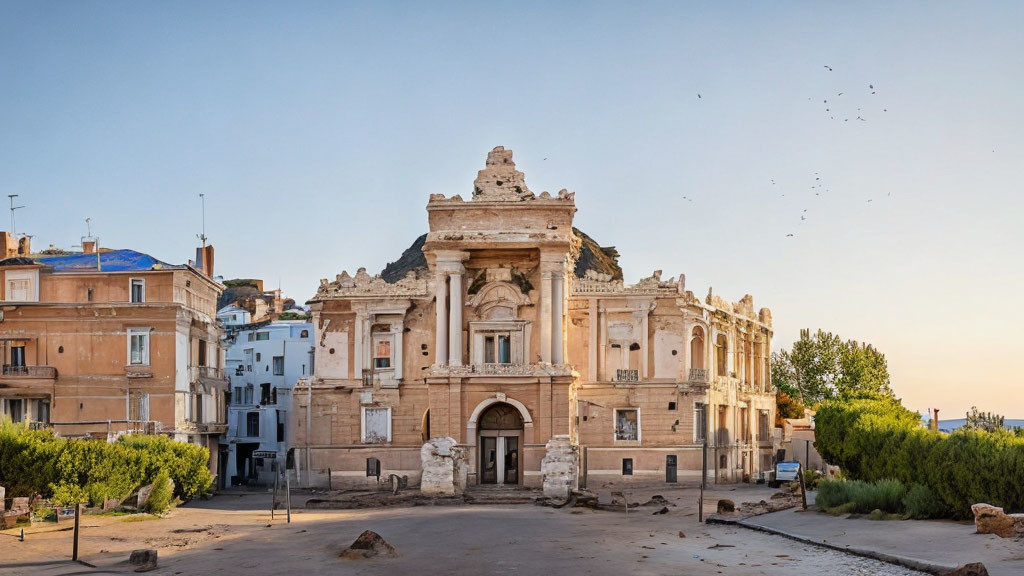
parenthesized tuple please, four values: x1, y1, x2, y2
(222, 319, 313, 485)
(217, 304, 252, 328)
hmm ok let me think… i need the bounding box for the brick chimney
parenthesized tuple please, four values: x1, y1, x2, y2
(195, 245, 215, 278)
(82, 239, 96, 254)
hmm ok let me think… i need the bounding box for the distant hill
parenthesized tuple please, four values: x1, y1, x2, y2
(923, 418, 1024, 433)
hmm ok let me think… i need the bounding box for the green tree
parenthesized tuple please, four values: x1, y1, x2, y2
(772, 329, 892, 406)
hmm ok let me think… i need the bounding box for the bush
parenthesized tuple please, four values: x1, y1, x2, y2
(817, 478, 906, 515)
(815, 398, 1024, 519)
(145, 470, 175, 515)
(0, 420, 212, 506)
(904, 484, 947, 519)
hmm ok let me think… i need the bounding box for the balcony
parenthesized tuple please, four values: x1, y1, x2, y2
(429, 363, 573, 378)
(189, 366, 225, 381)
(1, 365, 57, 379)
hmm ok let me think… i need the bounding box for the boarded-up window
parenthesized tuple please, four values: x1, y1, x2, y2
(7, 279, 30, 301)
(363, 407, 391, 443)
(129, 390, 149, 421)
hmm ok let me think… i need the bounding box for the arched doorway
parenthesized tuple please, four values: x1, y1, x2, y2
(478, 403, 523, 485)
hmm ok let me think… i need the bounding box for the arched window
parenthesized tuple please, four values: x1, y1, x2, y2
(300, 329, 309, 338)
(715, 334, 728, 377)
(690, 327, 705, 371)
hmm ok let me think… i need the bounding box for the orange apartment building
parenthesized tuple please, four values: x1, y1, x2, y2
(0, 233, 229, 484)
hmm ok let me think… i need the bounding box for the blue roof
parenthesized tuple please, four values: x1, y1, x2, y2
(34, 249, 182, 272)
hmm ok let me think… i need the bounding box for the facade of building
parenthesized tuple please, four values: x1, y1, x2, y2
(222, 318, 313, 485)
(292, 147, 775, 491)
(0, 235, 229, 484)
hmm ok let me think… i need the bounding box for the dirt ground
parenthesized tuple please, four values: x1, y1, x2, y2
(0, 485, 926, 575)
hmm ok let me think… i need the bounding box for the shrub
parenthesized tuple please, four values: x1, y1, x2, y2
(0, 420, 212, 505)
(904, 484, 947, 519)
(145, 470, 175, 515)
(817, 479, 906, 515)
(814, 398, 1024, 519)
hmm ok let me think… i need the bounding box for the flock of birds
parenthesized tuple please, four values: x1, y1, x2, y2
(692, 65, 894, 239)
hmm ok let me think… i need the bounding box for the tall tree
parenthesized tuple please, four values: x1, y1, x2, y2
(772, 329, 893, 406)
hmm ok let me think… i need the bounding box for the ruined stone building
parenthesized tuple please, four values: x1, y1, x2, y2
(0, 234, 229, 484)
(292, 147, 775, 493)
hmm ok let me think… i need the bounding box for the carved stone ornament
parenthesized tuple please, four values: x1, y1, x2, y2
(316, 268, 430, 299)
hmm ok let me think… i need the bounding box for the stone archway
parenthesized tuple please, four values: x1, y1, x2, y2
(476, 403, 523, 485)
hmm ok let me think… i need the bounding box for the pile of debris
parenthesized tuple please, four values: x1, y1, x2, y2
(706, 491, 804, 524)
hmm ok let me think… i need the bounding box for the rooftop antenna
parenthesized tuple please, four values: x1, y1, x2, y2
(85, 217, 92, 238)
(8, 194, 24, 235)
(197, 193, 208, 247)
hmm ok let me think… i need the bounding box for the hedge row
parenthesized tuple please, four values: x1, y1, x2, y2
(0, 421, 212, 506)
(815, 399, 1024, 519)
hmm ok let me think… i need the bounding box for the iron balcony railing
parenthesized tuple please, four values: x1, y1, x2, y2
(615, 369, 639, 382)
(189, 366, 224, 380)
(1, 365, 57, 378)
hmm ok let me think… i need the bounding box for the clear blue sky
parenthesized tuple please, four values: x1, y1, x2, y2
(2, 1, 1022, 416)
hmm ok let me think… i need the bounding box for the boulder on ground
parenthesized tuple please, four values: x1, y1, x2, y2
(940, 562, 989, 576)
(717, 499, 735, 514)
(128, 549, 158, 572)
(971, 503, 1024, 538)
(341, 530, 397, 559)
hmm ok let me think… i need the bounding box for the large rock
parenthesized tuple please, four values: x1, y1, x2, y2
(940, 562, 989, 576)
(717, 499, 736, 514)
(971, 503, 1024, 538)
(340, 530, 397, 559)
(128, 549, 158, 572)
(540, 435, 578, 499)
(420, 437, 466, 495)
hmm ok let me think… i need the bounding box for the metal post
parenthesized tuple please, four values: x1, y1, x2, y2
(328, 467, 332, 491)
(272, 464, 279, 520)
(72, 503, 81, 561)
(700, 442, 707, 522)
(798, 463, 808, 510)
(285, 470, 291, 523)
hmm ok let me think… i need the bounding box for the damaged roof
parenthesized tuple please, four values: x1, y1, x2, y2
(379, 228, 623, 283)
(31, 249, 182, 272)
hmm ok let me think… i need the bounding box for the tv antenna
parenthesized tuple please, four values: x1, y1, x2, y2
(197, 193, 208, 247)
(85, 217, 93, 238)
(8, 195, 24, 235)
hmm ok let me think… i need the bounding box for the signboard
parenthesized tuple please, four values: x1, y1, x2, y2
(253, 450, 277, 459)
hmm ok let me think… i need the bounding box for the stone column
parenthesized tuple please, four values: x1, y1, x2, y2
(448, 272, 463, 366)
(539, 270, 553, 364)
(588, 299, 598, 381)
(434, 273, 448, 366)
(551, 272, 564, 364)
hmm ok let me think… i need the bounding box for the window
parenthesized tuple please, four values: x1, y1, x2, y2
(694, 403, 708, 443)
(129, 390, 150, 421)
(272, 356, 284, 375)
(614, 408, 640, 441)
(35, 400, 50, 424)
(198, 340, 207, 366)
(715, 334, 728, 376)
(260, 383, 271, 405)
(758, 410, 770, 441)
(130, 278, 145, 303)
(247, 332, 255, 342)
(373, 339, 391, 369)
(255, 352, 261, 362)
(128, 328, 150, 365)
(300, 329, 309, 338)
(482, 333, 512, 364)
(255, 332, 270, 341)
(234, 386, 242, 404)
(7, 278, 30, 301)
(362, 407, 392, 443)
(244, 384, 254, 404)
(246, 412, 260, 437)
(622, 458, 633, 475)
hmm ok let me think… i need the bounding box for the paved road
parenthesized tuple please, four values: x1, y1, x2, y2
(0, 487, 927, 575)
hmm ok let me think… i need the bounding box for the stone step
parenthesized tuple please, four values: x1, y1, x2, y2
(464, 486, 542, 505)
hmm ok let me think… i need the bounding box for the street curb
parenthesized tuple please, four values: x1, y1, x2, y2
(729, 516, 971, 576)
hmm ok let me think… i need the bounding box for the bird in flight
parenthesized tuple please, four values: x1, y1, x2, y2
(697, 93, 702, 99)
(786, 233, 795, 237)
(543, 157, 548, 161)
(824, 65, 833, 71)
